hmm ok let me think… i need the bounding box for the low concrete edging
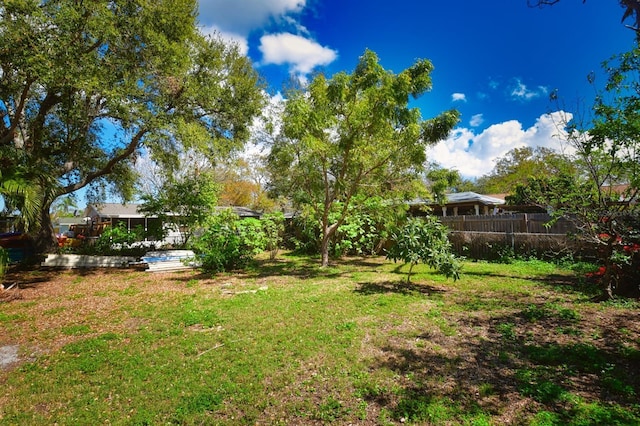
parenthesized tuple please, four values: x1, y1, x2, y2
(41, 254, 136, 268)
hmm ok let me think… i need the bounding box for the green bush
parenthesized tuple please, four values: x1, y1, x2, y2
(261, 212, 285, 260)
(236, 218, 267, 255)
(288, 197, 407, 257)
(287, 212, 320, 254)
(193, 210, 266, 273)
(332, 212, 378, 257)
(386, 216, 461, 283)
(81, 223, 149, 256)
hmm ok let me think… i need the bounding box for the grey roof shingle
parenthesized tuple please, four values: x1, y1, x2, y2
(409, 192, 505, 206)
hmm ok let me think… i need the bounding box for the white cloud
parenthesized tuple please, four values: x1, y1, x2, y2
(259, 33, 338, 75)
(510, 78, 548, 101)
(198, 1, 338, 82)
(427, 111, 571, 179)
(469, 114, 484, 127)
(198, 0, 306, 35)
(452, 93, 466, 102)
(199, 25, 249, 56)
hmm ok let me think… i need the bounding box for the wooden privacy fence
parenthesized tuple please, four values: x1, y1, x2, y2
(446, 231, 579, 260)
(439, 213, 575, 234)
(438, 214, 581, 260)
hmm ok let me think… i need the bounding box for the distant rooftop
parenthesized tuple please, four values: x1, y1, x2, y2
(85, 203, 147, 218)
(86, 203, 263, 219)
(444, 192, 505, 205)
(409, 192, 505, 206)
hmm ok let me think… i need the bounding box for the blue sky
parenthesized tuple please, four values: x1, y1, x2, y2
(198, 0, 636, 178)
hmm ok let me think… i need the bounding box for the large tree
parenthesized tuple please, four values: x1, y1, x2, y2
(267, 50, 459, 266)
(475, 146, 576, 194)
(0, 0, 264, 252)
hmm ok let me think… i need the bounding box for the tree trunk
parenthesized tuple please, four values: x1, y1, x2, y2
(595, 242, 616, 302)
(320, 222, 339, 267)
(601, 262, 616, 301)
(34, 201, 58, 254)
(320, 231, 331, 267)
(407, 262, 415, 284)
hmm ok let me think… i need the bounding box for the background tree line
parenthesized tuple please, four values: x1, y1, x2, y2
(2, 0, 640, 299)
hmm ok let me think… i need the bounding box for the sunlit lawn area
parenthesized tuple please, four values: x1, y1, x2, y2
(1, 254, 639, 425)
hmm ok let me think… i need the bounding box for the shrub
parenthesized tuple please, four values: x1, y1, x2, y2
(287, 197, 407, 257)
(192, 209, 266, 273)
(261, 212, 285, 260)
(80, 223, 151, 257)
(386, 216, 461, 283)
(236, 218, 267, 255)
(332, 211, 378, 257)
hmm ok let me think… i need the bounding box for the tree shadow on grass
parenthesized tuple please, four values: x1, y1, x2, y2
(164, 259, 348, 284)
(338, 256, 386, 269)
(242, 256, 359, 280)
(3, 265, 131, 289)
(361, 305, 640, 424)
(463, 269, 600, 298)
(354, 280, 446, 296)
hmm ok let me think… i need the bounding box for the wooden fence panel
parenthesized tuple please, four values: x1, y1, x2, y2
(439, 213, 575, 234)
(447, 231, 577, 260)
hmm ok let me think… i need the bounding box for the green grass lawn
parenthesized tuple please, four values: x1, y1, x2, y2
(1, 255, 639, 425)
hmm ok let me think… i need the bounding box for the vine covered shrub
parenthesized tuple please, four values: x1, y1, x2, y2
(332, 211, 379, 257)
(288, 197, 407, 257)
(236, 218, 268, 256)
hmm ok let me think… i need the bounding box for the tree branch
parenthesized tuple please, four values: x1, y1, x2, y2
(60, 128, 148, 194)
(0, 77, 36, 147)
(29, 91, 62, 151)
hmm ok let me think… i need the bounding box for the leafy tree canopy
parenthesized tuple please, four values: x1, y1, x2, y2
(0, 0, 264, 252)
(267, 49, 459, 266)
(425, 164, 463, 204)
(138, 171, 220, 248)
(476, 146, 576, 195)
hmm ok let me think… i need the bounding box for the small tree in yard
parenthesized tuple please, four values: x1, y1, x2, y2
(386, 216, 461, 284)
(138, 172, 219, 248)
(511, 48, 640, 300)
(267, 49, 459, 267)
(261, 212, 285, 260)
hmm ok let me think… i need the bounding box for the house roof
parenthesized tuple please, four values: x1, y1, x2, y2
(216, 206, 262, 218)
(86, 203, 263, 219)
(85, 203, 148, 219)
(409, 192, 505, 207)
(445, 192, 505, 205)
